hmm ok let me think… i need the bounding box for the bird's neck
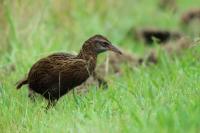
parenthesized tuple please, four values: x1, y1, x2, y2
(77, 49, 97, 60)
(76, 49, 97, 72)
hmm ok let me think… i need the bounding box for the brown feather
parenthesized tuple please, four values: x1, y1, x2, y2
(16, 35, 121, 105)
(16, 78, 28, 89)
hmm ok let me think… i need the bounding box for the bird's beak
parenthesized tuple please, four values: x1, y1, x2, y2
(108, 44, 122, 54)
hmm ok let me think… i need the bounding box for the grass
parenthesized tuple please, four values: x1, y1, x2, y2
(0, 0, 200, 132)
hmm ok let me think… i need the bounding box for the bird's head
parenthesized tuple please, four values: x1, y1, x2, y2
(82, 34, 122, 55)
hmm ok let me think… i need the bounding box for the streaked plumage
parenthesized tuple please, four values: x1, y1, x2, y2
(16, 35, 122, 107)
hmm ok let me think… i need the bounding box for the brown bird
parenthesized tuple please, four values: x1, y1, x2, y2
(16, 35, 122, 107)
(26, 53, 108, 100)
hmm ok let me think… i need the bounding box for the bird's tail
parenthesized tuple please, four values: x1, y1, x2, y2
(16, 78, 28, 89)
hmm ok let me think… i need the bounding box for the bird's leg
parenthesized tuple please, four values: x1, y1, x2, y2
(93, 72, 108, 89)
(28, 88, 36, 101)
(46, 99, 57, 110)
(97, 77, 108, 89)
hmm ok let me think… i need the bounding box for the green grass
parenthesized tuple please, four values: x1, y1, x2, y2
(0, 0, 200, 132)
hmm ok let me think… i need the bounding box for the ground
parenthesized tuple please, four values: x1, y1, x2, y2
(0, 0, 200, 132)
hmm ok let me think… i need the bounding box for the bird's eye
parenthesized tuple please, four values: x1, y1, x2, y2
(102, 42, 108, 47)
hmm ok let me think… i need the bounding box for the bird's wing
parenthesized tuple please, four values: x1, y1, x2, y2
(28, 57, 56, 87)
(55, 58, 89, 76)
(28, 57, 90, 89)
(59, 59, 91, 86)
(47, 52, 76, 60)
(28, 52, 76, 80)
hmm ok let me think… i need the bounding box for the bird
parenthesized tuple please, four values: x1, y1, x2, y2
(25, 53, 108, 101)
(16, 34, 122, 108)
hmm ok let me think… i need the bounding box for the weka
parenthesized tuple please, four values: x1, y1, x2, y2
(16, 35, 122, 107)
(26, 53, 108, 100)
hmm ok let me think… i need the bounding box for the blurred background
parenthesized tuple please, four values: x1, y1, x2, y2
(1, 0, 200, 80)
(0, 0, 199, 55)
(0, 0, 200, 132)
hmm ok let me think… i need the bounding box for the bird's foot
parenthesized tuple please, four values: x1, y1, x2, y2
(45, 100, 57, 111)
(28, 89, 36, 102)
